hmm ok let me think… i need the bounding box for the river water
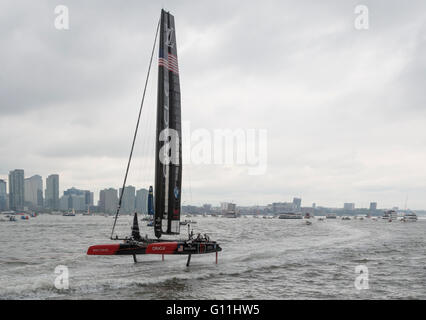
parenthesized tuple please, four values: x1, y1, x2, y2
(0, 215, 425, 299)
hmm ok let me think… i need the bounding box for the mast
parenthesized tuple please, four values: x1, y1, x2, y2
(154, 10, 182, 238)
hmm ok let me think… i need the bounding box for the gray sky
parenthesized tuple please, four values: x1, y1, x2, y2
(1, 0, 426, 209)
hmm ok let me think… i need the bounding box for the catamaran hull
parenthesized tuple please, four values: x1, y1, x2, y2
(87, 241, 221, 256)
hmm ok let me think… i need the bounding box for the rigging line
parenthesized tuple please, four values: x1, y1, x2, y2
(110, 18, 161, 239)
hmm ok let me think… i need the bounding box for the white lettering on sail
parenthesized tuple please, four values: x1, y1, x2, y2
(164, 80, 169, 96)
(166, 27, 175, 47)
(164, 105, 169, 127)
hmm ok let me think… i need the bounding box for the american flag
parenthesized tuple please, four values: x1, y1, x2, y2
(159, 52, 179, 74)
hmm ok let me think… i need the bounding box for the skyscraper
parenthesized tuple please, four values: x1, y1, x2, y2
(369, 202, 377, 211)
(0, 179, 7, 211)
(119, 186, 136, 214)
(63, 187, 92, 209)
(344, 203, 355, 210)
(135, 188, 149, 214)
(293, 197, 302, 210)
(24, 175, 43, 208)
(99, 188, 118, 214)
(45, 174, 59, 210)
(9, 169, 25, 211)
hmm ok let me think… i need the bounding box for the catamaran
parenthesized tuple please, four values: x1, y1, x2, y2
(87, 10, 221, 266)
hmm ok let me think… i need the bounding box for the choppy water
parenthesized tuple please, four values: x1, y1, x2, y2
(0, 215, 425, 299)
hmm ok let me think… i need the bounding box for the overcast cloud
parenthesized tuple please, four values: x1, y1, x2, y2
(1, 0, 426, 209)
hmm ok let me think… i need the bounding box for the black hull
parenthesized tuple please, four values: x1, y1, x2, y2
(88, 239, 221, 256)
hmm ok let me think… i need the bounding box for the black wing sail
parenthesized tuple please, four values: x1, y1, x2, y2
(154, 10, 182, 238)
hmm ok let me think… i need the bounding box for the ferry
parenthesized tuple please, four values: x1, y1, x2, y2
(224, 211, 239, 218)
(383, 210, 397, 221)
(279, 212, 303, 219)
(402, 211, 418, 222)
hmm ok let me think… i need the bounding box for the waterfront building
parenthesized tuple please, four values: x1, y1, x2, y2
(135, 188, 149, 214)
(9, 169, 25, 211)
(45, 174, 59, 210)
(24, 175, 43, 208)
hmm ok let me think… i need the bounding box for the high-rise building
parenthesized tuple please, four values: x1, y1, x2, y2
(0, 179, 7, 211)
(45, 174, 59, 210)
(24, 175, 43, 208)
(369, 202, 377, 211)
(221, 202, 236, 212)
(87, 192, 94, 207)
(293, 197, 302, 210)
(9, 169, 25, 211)
(344, 203, 355, 210)
(135, 188, 148, 214)
(119, 186, 136, 214)
(70, 194, 86, 211)
(59, 195, 69, 211)
(99, 188, 118, 214)
(202, 204, 212, 213)
(63, 187, 93, 210)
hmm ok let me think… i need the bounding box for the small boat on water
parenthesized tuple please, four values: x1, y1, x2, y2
(180, 219, 197, 226)
(63, 209, 76, 217)
(305, 220, 312, 225)
(326, 213, 337, 219)
(342, 216, 351, 220)
(9, 216, 17, 222)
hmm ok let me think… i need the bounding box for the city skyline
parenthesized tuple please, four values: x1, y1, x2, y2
(0, 169, 421, 211)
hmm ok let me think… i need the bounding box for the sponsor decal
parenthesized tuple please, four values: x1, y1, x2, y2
(152, 246, 166, 251)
